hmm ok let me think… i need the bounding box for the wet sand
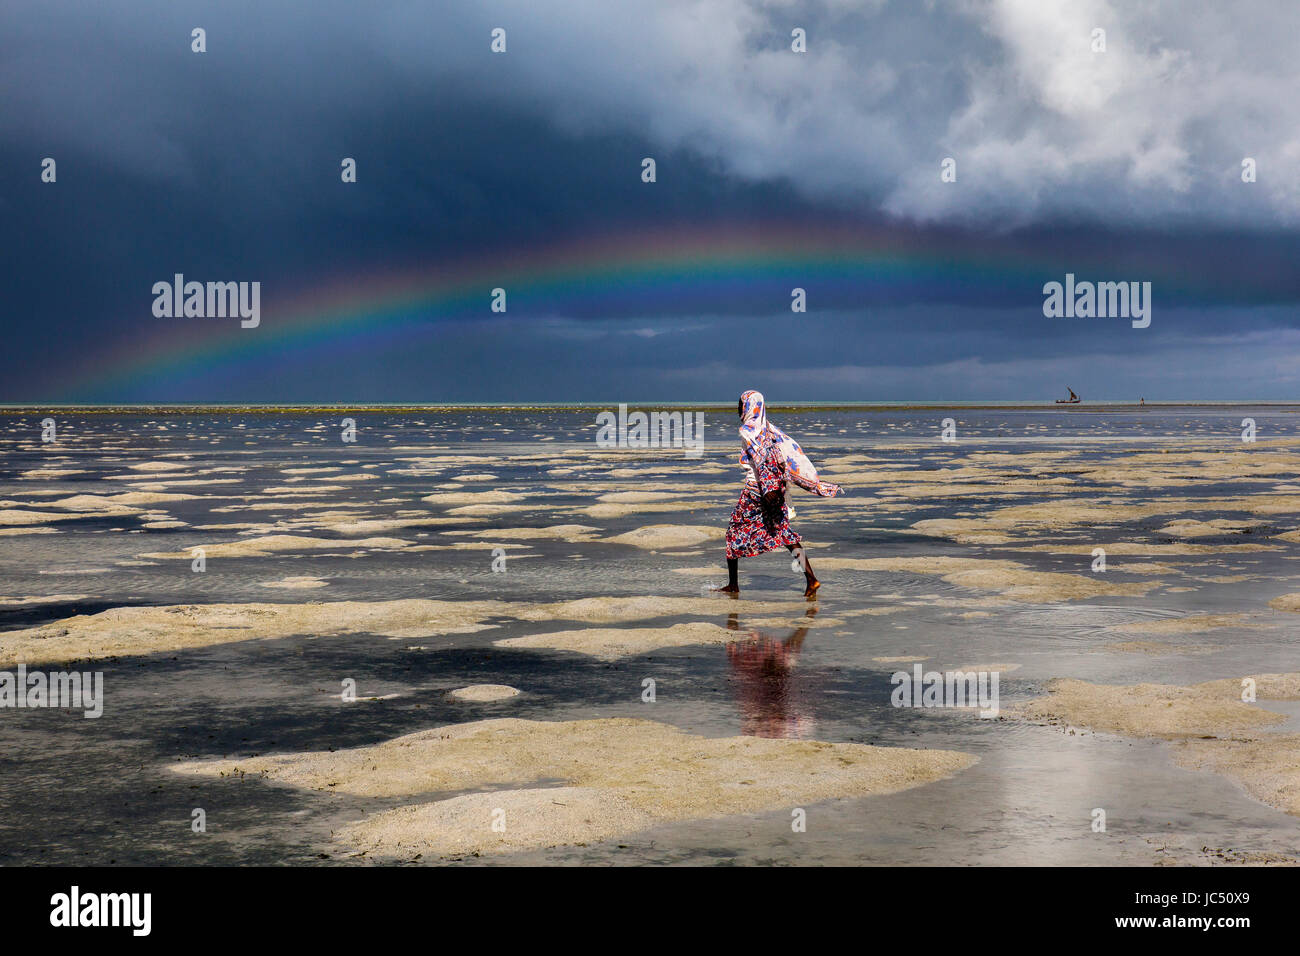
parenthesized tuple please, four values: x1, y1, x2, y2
(5, 406, 1300, 866)
(172, 716, 974, 858)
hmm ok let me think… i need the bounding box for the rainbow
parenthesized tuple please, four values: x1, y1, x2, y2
(61, 222, 1223, 400)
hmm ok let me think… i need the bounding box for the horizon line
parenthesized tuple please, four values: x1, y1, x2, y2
(2, 400, 1298, 414)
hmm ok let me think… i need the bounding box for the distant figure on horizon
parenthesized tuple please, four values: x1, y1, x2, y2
(713, 390, 842, 597)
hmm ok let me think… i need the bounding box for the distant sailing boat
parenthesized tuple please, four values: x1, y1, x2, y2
(1055, 386, 1080, 404)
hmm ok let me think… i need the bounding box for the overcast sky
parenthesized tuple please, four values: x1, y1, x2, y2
(4, 0, 1299, 402)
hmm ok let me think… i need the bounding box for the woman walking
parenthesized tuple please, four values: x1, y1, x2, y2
(714, 390, 841, 597)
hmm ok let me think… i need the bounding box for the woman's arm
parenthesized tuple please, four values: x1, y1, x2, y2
(755, 442, 787, 534)
(761, 489, 784, 535)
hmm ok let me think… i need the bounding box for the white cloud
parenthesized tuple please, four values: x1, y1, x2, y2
(6, 0, 1298, 227)
(404, 0, 1300, 228)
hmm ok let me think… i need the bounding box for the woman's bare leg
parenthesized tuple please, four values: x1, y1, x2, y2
(788, 544, 820, 597)
(713, 557, 740, 593)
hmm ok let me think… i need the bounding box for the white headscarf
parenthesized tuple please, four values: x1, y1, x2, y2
(738, 390, 841, 497)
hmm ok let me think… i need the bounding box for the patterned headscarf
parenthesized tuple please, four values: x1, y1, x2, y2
(738, 390, 842, 497)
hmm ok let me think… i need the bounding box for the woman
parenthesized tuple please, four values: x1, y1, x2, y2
(714, 390, 841, 596)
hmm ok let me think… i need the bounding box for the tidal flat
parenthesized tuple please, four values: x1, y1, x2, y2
(3, 405, 1300, 865)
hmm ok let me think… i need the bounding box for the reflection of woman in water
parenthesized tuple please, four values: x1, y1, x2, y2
(714, 390, 842, 597)
(725, 609, 816, 738)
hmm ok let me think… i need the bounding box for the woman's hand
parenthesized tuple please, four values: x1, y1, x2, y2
(761, 490, 783, 535)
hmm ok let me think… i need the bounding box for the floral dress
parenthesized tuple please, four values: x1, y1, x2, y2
(725, 428, 802, 559)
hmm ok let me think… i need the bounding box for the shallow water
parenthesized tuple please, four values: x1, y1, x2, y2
(2, 406, 1300, 865)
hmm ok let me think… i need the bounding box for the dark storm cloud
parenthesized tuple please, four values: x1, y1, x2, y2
(2, 1, 1299, 402)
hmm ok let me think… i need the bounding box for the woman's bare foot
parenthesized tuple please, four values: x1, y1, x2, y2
(715, 557, 740, 594)
(803, 579, 821, 598)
